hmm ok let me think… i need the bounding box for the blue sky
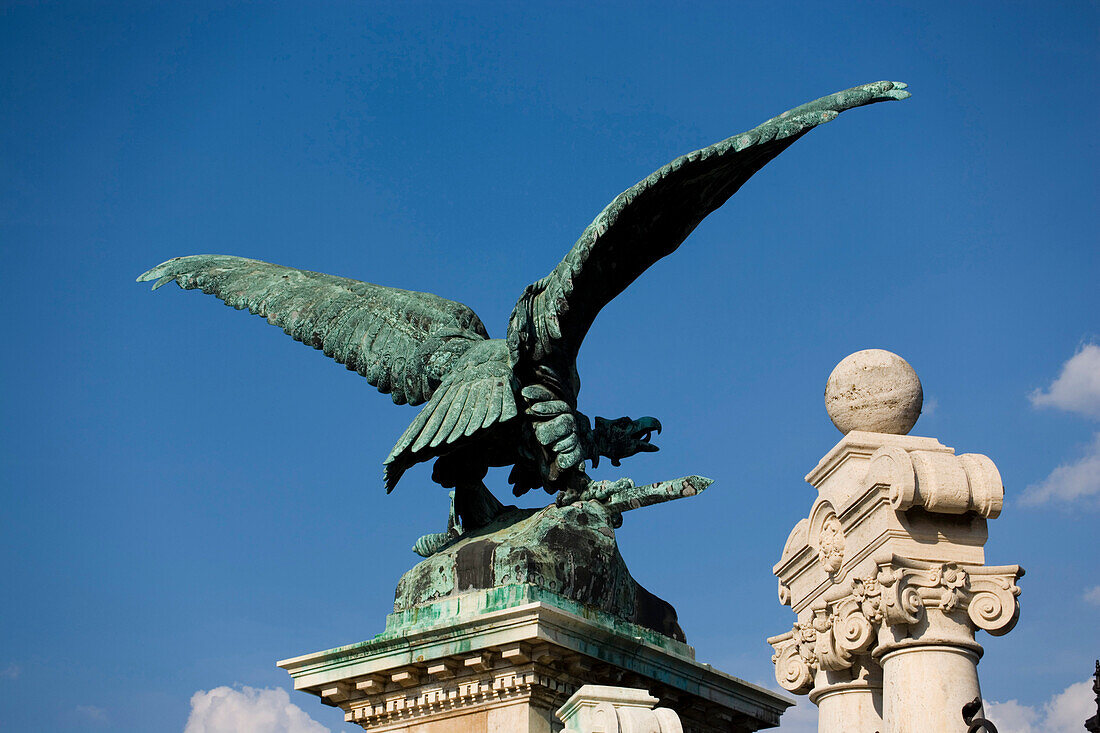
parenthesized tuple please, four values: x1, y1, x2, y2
(1, 2, 1097, 731)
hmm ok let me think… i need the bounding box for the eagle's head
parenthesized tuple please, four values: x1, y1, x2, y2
(589, 416, 661, 468)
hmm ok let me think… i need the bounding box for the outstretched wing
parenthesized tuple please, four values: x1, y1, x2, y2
(507, 81, 910, 378)
(138, 255, 490, 406)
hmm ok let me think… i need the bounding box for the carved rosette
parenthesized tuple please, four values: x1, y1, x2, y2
(818, 514, 845, 575)
(850, 575, 886, 624)
(807, 502, 846, 577)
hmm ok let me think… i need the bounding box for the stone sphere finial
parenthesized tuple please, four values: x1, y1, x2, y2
(825, 349, 923, 435)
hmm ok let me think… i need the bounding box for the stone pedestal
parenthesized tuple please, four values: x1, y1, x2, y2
(768, 428, 1023, 732)
(280, 585, 790, 732)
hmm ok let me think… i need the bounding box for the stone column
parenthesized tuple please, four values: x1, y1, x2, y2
(871, 557, 1021, 732)
(811, 659, 882, 733)
(768, 350, 1023, 733)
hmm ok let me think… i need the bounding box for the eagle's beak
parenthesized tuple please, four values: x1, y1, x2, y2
(631, 416, 662, 454)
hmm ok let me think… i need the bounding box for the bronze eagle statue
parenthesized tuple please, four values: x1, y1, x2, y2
(139, 81, 909, 549)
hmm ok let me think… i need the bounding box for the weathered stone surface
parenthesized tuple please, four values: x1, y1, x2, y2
(396, 500, 685, 641)
(825, 349, 923, 435)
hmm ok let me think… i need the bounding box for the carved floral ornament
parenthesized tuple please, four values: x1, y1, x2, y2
(817, 513, 845, 575)
(769, 556, 1023, 693)
(775, 500, 847, 606)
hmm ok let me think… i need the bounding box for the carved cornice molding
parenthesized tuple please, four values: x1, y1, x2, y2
(344, 663, 572, 729)
(775, 434, 1008, 614)
(557, 685, 684, 733)
(804, 431, 947, 489)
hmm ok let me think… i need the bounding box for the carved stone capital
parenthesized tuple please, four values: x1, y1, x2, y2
(769, 596, 880, 694)
(770, 586, 882, 691)
(772, 555, 1023, 695)
(875, 556, 1023, 636)
(768, 622, 818, 694)
(772, 428, 1023, 721)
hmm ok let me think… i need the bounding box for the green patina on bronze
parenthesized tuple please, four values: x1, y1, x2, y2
(138, 82, 909, 636)
(299, 583, 693, 675)
(396, 476, 712, 641)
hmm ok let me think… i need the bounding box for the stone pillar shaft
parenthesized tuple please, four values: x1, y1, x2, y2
(815, 687, 881, 733)
(880, 645, 980, 733)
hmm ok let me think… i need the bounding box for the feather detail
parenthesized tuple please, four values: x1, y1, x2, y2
(446, 385, 481, 444)
(464, 384, 492, 437)
(483, 381, 504, 430)
(431, 384, 470, 448)
(412, 383, 453, 453)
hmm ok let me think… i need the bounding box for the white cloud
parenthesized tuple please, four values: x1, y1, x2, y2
(982, 698, 1039, 732)
(984, 678, 1095, 733)
(1043, 681, 1100, 732)
(1031, 343, 1100, 419)
(1020, 432, 1100, 506)
(776, 699, 817, 732)
(184, 686, 331, 733)
(0, 663, 20, 680)
(1085, 585, 1100, 606)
